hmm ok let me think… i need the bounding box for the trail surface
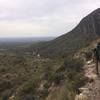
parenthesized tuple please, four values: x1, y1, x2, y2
(75, 60, 100, 100)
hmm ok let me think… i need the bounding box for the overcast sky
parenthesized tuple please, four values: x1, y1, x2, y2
(0, 0, 100, 37)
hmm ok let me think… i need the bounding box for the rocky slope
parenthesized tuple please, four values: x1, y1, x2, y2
(75, 59, 100, 100)
(31, 8, 100, 58)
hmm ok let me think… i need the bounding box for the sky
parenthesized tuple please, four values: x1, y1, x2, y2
(0, 0, 100, 37)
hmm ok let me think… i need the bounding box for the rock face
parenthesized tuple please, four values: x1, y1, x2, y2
(32, 8, 100, 58)
(74, 8, 100, 36)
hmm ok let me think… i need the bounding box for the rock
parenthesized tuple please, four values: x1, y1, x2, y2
(86, 60, 93, 65)
(79, 88, 89, 93)
(75, 93, 89, 100)
(8, 95, 14, 100)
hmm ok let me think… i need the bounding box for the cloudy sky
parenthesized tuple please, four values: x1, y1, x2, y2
(0, 0, 100, 37)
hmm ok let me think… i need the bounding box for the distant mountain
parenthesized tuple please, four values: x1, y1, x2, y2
(0, 37, 55, 43)
(29, 9, 100, 58)
(0, 37, 55, 49)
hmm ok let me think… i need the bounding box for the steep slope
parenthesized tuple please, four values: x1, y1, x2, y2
(30, 8, 100, 58)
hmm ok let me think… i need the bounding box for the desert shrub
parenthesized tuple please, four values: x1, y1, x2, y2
(18, 77, 40, 94)
(38, 88, 49, 99)
(85, 50, 93, 61)
(20, 82, 36, 94)
(63, 58, 87, 92)
(0, 80, 12, 92)
(63, 57, 84, 72)
(57, 83, 76, 100)
(14, 77, 41, 100)
(46, 81, 76, 100)
(48, 73, 64, 85)
(1, 89, 12, 100)
(43, 82, 51, 89)
(69, 73, 88, 92)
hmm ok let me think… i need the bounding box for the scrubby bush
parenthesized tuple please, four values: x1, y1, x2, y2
(63, 58, 87, 92)
(85, 50, 93, 61)
(63, 58, 84, 71)
(48, 73, 64, 85)
(46, 81, 76, 100)
(14, 78, 40, 99)
(0, 80, 12, 92)
(1, 89, 12, 100)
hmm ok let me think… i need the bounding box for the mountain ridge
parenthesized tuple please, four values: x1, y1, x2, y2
(30, 8, 100, 58)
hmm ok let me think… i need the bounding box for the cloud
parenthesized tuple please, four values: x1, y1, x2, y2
(0, 0, 100, 37)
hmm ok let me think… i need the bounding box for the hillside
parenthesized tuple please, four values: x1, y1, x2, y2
(1, 9, 100, 100)
(0, 54, 86, 100)
(30, 8, 100, 58)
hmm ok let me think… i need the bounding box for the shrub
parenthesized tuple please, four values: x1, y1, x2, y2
(63, 58, 87, 92)
(63, 58, 84, 72)
(0, 80, 12, 92)
(48, 73, 64, 85)
(46, 82, 76, 100)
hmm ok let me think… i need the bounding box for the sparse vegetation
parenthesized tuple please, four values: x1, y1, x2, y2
(0, 52, 87, 100)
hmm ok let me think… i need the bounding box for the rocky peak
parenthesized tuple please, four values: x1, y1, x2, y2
(74, 8, 100, 36)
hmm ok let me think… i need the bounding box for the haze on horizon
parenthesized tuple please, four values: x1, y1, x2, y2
(0, 0, 100, 37)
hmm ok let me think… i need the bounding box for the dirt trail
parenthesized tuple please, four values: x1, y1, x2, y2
(75, 60, 100, 100)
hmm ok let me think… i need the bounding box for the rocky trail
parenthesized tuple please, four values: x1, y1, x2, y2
(75, 60, 100, 100)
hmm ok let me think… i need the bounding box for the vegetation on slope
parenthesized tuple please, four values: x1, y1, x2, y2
(0, 53, 87, 100)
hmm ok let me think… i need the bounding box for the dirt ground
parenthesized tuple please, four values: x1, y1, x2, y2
(75, 60, 100, 100)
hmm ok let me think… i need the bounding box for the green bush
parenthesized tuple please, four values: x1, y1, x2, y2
(63, 58, 84, 71)
(14, 80, 36, 100)
(48, 73, 64, 85)
(63, 58, 87, 92)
